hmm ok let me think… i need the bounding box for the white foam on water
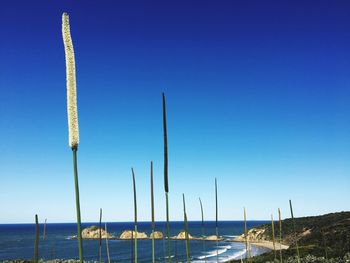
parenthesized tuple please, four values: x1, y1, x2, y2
(223, 248, 247, 262)
(192, 243, 249, 263)
(196, 245, 231, 260)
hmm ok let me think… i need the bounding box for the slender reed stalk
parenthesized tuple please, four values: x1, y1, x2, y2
(278, 208, 283, 263)
(99, 208, 102, 263)
(43, 218, 47, 241)
(199, 198, 206, 263)
(132, 168, 138, 263)
(105, 223, 111, 263)
(215, 178, 219, 263)
(244, 207, 251, 262)
(34, 214, 39, 263)
(150, 161, 156, 263)
(322, 229, 328, 260)
(289, 200, 300, 263)
(271, 214, 276, 261)
(131, 229, 134, 263)
(162, 92, 172, 262)
(62, 12, 83, 262)
(182, 194, 191, 263)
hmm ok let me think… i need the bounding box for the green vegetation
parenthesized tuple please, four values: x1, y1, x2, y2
(230, 211, 350, 262)
(289, 200, 300, 263)
(271, 214, 276, 261)
(278, 208, 283, 263)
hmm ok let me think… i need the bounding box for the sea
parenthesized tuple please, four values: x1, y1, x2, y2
(0, 221, 269, 262)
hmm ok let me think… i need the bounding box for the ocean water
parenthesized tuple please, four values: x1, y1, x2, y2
(0, 221, 269, 262)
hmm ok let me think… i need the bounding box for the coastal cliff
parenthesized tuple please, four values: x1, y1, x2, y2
(230, 211, 350, 262)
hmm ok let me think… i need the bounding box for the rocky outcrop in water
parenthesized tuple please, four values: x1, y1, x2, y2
(119, 230, 148, 239)
(149, 231, 163, 239)
(205, 235, 221, 241)
(175, 231, 193, 240)
(81, 226, 114, 239)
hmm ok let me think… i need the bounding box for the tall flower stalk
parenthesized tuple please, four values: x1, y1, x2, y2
(62, 12, 83, 262)
(34, 214, 39, 263)
(43, 218, 47, 241)
(271, 214, 276, 261)
(99, 208, 102, 263)
(162, 92, 172, 262)
(215, 178, 219, 263)
(105, 223, 111, 263)
(278, 208, 283, 263)
(289, 200, 300, 263)
(199, 198, 206, 263)
(132, 168, 138, 263)
(244, 207, 251, 262)
(182, 194, 191, 263)
(150, 161, 156, 263)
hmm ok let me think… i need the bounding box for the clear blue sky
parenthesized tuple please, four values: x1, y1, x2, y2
(0, 1, 349, 223)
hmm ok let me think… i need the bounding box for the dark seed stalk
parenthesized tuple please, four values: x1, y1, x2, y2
(183, 194, 190, 263)
(289, 200, 300, 263)
(199, 198, 206, 263)
(162, 92, 172, 262)
(132, 169, 138, 263)
(34, 214, 39, 263)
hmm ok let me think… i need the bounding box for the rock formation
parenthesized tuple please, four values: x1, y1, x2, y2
(175, 231, 193, 240)
(81, 226, 114, 239)
(205, 235, 220, 241)
(149, 231, 164, 239)
(119, 230, 148, 239)
(234, 228, 266, 242)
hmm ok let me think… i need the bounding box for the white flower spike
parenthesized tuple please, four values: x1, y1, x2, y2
(62, 12, 79, 149)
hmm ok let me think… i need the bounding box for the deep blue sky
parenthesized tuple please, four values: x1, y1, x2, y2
(0, 1, 349, 223)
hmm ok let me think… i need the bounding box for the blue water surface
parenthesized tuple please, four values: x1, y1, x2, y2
(0, 221, 269, 262)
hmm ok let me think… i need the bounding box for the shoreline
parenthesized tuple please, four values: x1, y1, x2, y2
(233, 236, 289, 251)
(222, 239, 289, 262)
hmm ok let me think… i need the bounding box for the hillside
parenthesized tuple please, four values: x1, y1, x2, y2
(231, 211, 350, 262)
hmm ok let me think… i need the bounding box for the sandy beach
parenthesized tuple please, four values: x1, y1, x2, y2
(250, 240, 289, 250)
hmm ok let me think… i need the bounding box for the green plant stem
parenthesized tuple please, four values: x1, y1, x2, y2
(322, 229, 328, 260)
(72, 147, 83, 263)
(134, 224, 138, 263)
(131, 229, 134, 263)
(163, 93, 171, 263)
(215, 178, 218, 263)
(199, 198, 206, 263)
(43, 218, 47, 241)
(183, 194, 190, 263)
(165, 192, 172, 263)
(34, 214, 39, 263)
(150, 161, 155, 263)
(244, 207, 248, 262)
(278, 208, 283, 263)
(99, 208, 102, 263)
(289, 199, 300, 263)
(105, 223, 111, 263)
(271, 214, 276, 261)
(132, 169, 138, 263)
